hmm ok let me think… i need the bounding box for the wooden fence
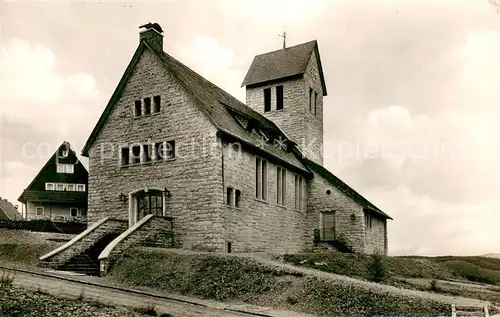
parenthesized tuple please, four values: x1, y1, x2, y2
(451, 304, 490, 317)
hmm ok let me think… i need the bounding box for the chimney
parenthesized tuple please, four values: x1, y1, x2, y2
(139, 22, 164, 52)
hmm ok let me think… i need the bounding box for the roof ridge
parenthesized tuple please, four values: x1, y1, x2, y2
(254, 40, 317, 57)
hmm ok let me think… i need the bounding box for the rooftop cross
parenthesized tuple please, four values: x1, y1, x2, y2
(279, 31, 287, 49)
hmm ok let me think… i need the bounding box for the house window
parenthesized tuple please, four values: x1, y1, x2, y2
(226, 187, 234, 206)
(36, 207, 44, 215)
(294, 174, 304, 210)
(45, 183, 54, 191)
(365, 214, 373, 229)
(255, 157, 267, 200)
(67, 184, 75, 191)
(77, 184, 85, 192)
(153, 95, 161, 113)
(131, 145, 141, 164)
(276, 166, 286, 206)
(144, 97, 151, 115)
(321, 212, 336, 240)
(70, 207, 78, 217)
(121, 147, 130, 166)
(143, 144, 153, 163)
(166, 140, 175, 159)
(134, 100, 142, 117)
(56, 183, 65, 191)
(264, 88, 271, 112)
(235, 190, 241, 208)
(56, 164, 73, 174)
(276, 85, 283, 110)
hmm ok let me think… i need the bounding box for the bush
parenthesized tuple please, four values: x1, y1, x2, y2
(368, 252, 387, 282)
(0, 219, 86, 234)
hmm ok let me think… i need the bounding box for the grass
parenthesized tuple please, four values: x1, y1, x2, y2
(284, 252, 500, 285)
(109, 248, 451, 317)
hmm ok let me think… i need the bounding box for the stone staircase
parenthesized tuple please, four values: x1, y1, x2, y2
(57, 233, 120, 276)
(39, 218, 128, 275)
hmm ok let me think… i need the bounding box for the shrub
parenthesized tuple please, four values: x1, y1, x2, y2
(0, 273, 14, 289)
(368, 252, 387, 282)
(0, 219, 86, 234)
(134, 304, 158, 316)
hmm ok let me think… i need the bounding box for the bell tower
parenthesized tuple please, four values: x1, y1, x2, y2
(241, 40, 327, 165)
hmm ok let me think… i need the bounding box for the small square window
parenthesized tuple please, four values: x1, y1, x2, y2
(153, 95, 161, 113)
(77, 184, 85, 192)
(226, 187, 234, 206)
(45, 183, 54, 191)
(56, 184, 65, 191)
(67, 184, 75, 191)
(65, 164, 74, 174)
(131, 145, 141, 164)
(121, 147, 130, 166)
(235, 190, 241, 208)
(56, 164, 65, 173)
(144, 97, 151, 115)
(134, 100, 142, 117)
(36, 207, 44, 215)
(70, 207, 78, 217)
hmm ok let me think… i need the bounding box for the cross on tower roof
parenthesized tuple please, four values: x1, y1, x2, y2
(279, 31, 287, 49)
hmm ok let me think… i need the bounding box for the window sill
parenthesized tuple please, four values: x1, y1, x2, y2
(133, 112, 161, 119)
(254, 198, 268, 204)
(276, 204, 287, 209)
(226, 205, 242, 210)
(120, 158, 176, 168)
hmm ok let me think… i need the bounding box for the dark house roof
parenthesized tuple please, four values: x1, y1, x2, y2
(81, 40, 309, 174)
(18, 142, 88, 204)
(0, 198, 22, 220)
(241, 40, 327, 96)
(304, 158, 392, 220)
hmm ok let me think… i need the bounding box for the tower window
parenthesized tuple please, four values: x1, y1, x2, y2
(314, 91, 318, 115)
(309, 88, 313, 113)
(226, 187, 234, 206)
(144, 97, 151, 115)
(264, 88, 271, 112)
(276, 85, 283, 110)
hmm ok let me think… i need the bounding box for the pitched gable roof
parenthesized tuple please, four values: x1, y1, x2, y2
(81, 41, 309, 174)
(241, 40, 327, 96)
(18, 142, 88, 203)
(304, 158, 392, 220)
(0, 198, 22, 220)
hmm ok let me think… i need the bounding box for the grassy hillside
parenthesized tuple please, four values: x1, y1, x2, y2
(284, 252, 500, 286)
(109, 248, 450, 317)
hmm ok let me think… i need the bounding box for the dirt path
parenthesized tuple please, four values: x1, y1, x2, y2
(0, 266, 316, 317)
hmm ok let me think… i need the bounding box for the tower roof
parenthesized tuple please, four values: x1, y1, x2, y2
(241, 40, 327, 96)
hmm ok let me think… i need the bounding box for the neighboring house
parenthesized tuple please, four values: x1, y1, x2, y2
(0, 197, 23, 220)
(81, 23, 392, 255)
(18, 142, 88, 222)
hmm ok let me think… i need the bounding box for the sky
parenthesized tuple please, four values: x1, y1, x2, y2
(1, 0, 499, 256)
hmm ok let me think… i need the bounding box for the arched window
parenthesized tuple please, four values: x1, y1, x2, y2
(136, 190, 163, 221)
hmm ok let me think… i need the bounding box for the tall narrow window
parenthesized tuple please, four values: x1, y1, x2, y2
(294, 174, 304, 210)
(314, 91, 318, 115)
(264, 88, 271, 112)
(255, 157, 267, 200)
(155, 142, 164, 161)
(226, 187, 234, 206)
(276, 85, 283, 110)
(134, 100, 142, 117)
(321, 212, 336, 240)
(144, 97, 151, 115)
(121, 147, 130, 166)
(235, 190, 241, 208)
(143, 144, 152, 163)
(276, 167, 286, 206)
(166, 140, 176, 159)
(153, 95, 161, 113)
(131, 145, 141, 164)
(309, 88, 313, 113)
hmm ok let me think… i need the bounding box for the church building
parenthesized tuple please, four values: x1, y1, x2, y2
(79, 23, 392, 255)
